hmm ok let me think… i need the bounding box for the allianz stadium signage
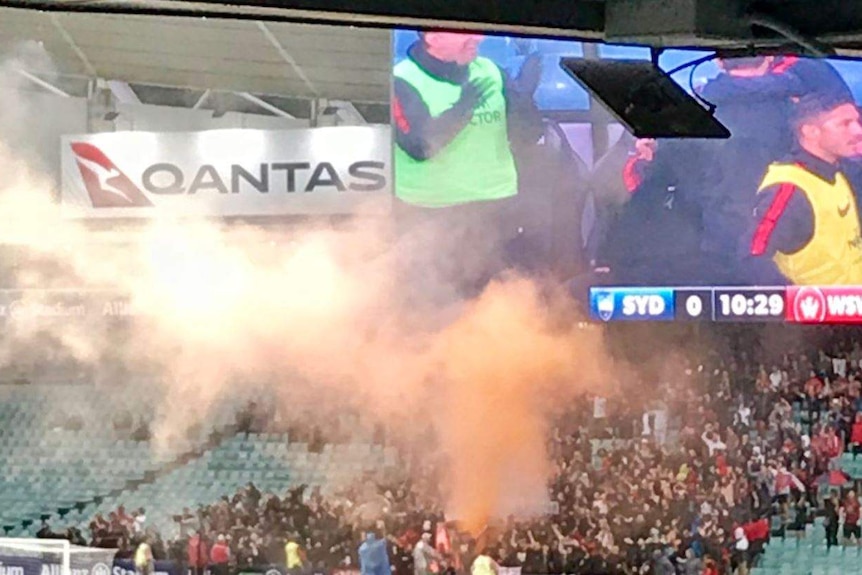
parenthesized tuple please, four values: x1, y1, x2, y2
(0, 559, 177, 575)
(0, 291, 138, 321)
(60, 126, 391, 218)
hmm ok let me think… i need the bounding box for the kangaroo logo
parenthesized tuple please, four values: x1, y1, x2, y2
(70, 142, 154, 208)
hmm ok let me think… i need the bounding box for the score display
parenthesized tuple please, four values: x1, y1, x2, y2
(588, 286, 862, 323)
(713, 288, 786, 321)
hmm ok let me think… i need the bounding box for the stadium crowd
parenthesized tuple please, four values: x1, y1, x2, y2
(37, 326, 862, 575)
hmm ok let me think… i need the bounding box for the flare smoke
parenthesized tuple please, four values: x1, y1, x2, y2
(0, 46, 615, 532)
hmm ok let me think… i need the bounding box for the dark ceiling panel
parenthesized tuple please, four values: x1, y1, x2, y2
(0, 0, 607, 39)
(7, 0, 862, 51)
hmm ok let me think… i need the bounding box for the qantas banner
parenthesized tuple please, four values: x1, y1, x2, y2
(60, 127, 391, 218)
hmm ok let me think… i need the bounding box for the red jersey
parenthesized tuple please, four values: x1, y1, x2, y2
(716, 454, 729, 477)
(210, 543, 230, 564)
(804, 377, 823, 397)
(844, 498, 861, 525)
(188, 536, 209, 568)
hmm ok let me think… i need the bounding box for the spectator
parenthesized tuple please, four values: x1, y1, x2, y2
(413, 532, 442, 575)
(652, 548, 675, 575)
(679, 548, 702, 575)
(210, 534, 231, 575)
(131, 419, 152, 442)
(824, 492, 841, 549)
(703, 557, 720, 575)
(132, 508, 146, 536)
(842, 490, 861, 546)
(187, 531, 209, 575)
(850, 413, 862, 459)
(134, 538, 154, 575)
(359, 531, 391, 575)
(470, 553, 499, 575)
(702, 426, 727, 456)
(285, 535, 306, 575)
(731, 527, 750, 575)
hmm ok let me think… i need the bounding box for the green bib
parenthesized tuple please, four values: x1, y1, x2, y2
(394, 56, 519, 208)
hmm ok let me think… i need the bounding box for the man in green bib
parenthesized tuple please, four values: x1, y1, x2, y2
(393, 32, 542, 208)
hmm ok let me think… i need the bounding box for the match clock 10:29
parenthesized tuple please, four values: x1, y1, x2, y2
(713, 288, 786, 321)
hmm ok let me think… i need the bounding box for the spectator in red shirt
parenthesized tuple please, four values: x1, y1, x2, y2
(850, 412, 862, 459)
(702, 557, 720, 575)
(805, 374, 824, 404)
(820, 426, 844, 461)
(715, 452, 729, 478)
(842, 491, 861, 545)
(187, 532, 209, 575)
(210, 534, 231, 575)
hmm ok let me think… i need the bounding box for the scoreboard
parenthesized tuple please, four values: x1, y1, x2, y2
(588, 286, 862, 324)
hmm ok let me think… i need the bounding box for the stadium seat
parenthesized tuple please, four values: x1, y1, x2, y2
(0, 382, 400, 536)
(0, 383, 223, 529)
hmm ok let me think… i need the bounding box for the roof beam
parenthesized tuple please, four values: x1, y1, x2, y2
(328, 100, 367, 125)
(16, 70, 70, 98)
(237, 92, 295, 118)
(107, 80, 141, 104)
(192, 89, 211, 109)
(256, 21, 318, 97)
(50, 13, 96, 77)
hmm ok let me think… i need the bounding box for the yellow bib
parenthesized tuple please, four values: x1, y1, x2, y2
(758, 163, 862, 285)
(135, 544, 150, 567)
(471, 555, 494, 575)
(286, 541, 302, 569)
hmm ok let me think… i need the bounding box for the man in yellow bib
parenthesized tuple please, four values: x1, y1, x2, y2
(749, 87, 862, 285)
(134, 538, 154, 575)
(285, 535, 305, 575)
(470, 553, 499, 575)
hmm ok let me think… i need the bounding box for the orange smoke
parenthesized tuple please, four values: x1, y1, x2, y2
(433, 277, 607, 532)
(0, 51, 618, 531)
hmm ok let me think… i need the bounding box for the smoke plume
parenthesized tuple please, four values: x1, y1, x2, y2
(0, 47, 615, 532)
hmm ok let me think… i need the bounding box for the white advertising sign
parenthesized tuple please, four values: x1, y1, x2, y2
(60, 126, 391, 218)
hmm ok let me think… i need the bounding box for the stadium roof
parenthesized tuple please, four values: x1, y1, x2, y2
(4, 0, 862, 55)
(5, 1, 862, 123)
(0, 8, 391, 119)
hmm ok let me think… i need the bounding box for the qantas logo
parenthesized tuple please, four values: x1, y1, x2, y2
(70, 142, 153, 208)
(67, 140, 389, 211)
(839, 203, 851, 217)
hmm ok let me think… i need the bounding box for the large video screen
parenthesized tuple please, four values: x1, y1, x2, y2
(391, 30, 862, 324)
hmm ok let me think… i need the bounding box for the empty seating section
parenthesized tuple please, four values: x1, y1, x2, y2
(65, 433, 396, 539)
(0, 383, 222, 535)
(0, 385, 151, 533)
(0, 383, 398, 539)
(754, 518, 862, 575)
(840, 452, 862, 480)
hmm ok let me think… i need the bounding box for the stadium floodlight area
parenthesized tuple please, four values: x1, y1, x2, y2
(0, 539, 117, 575)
